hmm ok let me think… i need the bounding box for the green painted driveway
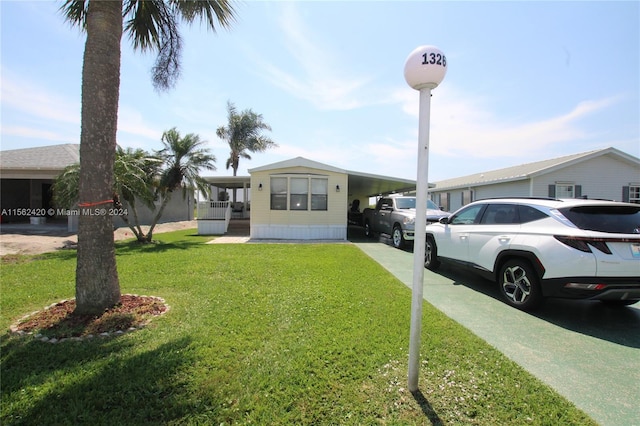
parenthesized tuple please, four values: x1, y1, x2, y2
(354, 240, 640, 426)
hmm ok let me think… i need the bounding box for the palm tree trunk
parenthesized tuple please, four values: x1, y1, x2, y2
(145, 192, 173, 242)
(75, 0, 123, 315)
(119, 200, 145, 242)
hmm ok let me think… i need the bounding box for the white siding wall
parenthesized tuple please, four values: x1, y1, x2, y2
(474, 181, 531, 200)
(531, 156, 639, 201)
(432, 154, 639, 210)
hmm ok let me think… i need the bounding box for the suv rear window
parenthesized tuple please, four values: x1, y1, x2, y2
(559, 205, 640, 234)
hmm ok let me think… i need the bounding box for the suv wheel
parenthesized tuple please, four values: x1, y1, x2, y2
(425, 236, 440, 270)
(498, 259, 543, 310)
(392, 225, 405, 249)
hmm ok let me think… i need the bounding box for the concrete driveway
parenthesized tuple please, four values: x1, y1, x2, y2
(353, 238, 640, 426)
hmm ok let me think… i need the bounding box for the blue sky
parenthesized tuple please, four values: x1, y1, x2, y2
(1, 1, 638, 182)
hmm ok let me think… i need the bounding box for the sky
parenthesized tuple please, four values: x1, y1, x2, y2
(1, 1, 639, 183)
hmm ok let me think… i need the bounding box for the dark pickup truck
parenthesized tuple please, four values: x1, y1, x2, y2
(362, 196, 448, 248)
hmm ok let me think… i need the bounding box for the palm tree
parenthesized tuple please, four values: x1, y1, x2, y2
(216, 101, 277, 202)
(52, 146, 161, 242)
(143, 127, 216, 242)
(60, 0, 236, 315)
(113, 146, 162, 241)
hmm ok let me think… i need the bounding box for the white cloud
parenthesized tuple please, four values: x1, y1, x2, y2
(393, 85, 619, 159)
(251, 3, 374, 111)
(1, 70, 167, 149)
(1, 125, 77, 144)
(117, 105, 163, 141)
(1, 71, 80, 125)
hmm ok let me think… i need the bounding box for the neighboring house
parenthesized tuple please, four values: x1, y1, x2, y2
(0, 144, 193, 226)
(430, 147, 640, 212)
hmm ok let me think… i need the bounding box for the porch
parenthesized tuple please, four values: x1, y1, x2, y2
(197, 201, 251, 235)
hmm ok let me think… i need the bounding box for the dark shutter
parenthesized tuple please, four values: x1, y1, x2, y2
(548, 185, 556, 198)
(622, 186, 630, 202)
(575, 185, 582, 198)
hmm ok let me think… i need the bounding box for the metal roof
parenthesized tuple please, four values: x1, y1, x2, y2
(248, 156, 418, 197)
(432, 147, 640, 191)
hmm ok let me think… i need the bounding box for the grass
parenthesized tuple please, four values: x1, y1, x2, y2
(1, 230, 596, 425)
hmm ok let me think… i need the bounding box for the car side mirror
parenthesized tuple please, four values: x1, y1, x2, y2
(439, 216, 449, 224)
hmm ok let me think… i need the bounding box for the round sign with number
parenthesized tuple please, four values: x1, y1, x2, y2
(404, 45, 447, 90)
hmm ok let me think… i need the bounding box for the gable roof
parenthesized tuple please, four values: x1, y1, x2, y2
(248, 156, 418, 197)
(248, 156, 347, 174)
(432, 147, 640, 191)
(0, 144, 80, 171)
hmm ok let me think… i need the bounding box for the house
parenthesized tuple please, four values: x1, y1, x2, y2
(0, 144, 79, 223)
(430, 147, 640, 212)
(0, 144, 193, 227)
(249, 157, 422, 240)
(199, 157, 419, 239)
(248, 157, 349, 240)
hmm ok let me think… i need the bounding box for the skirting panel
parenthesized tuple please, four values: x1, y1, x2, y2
(251, 224, 346, 240)
(198, 220, 227, 235)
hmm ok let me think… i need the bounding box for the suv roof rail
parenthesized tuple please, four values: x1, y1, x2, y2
(475, 196, 559, 202)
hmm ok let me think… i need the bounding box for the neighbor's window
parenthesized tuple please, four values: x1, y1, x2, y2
(311, 178, 328, 211)
(270, 177, 287, 210)
(290, 178, 308, 210)
(555, 184, 575, 199)
(630, 185, 640, 204)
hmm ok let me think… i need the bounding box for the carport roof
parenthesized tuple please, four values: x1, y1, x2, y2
(206, 157, 418, 197)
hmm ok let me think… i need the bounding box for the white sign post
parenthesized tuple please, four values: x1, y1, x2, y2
(404, 45, 447, 392)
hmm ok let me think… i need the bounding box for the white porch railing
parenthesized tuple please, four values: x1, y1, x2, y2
(197, 201, 231, 235)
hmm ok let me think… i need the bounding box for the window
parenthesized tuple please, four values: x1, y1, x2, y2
(270, 175, 329, 211)
(559, 205, 640, 233)
(311, 178, 328, 210)
(450, 205, 484, 225)
(630, 185, 640, 204)
(555, 184, 574, 198)
(481, 204, 518, 224)
(290, 178, 308, 210)
(551, 183, 582, 199)
(270, 177, 287, 210)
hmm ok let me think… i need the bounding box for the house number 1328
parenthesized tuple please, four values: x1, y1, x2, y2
(422, 52, 446, 67)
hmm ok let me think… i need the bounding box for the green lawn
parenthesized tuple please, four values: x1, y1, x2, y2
(1, 230, 596, 425)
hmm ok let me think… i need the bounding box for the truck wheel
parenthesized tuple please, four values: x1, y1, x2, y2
(364, 221, 374, 238)
(425, 236, 440, 270)
(392, 225, 405, 249)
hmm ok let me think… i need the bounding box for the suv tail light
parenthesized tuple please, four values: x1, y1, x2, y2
(554, 236, 612, 254)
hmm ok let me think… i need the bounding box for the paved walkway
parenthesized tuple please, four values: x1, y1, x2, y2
(353, 240, 640, 426)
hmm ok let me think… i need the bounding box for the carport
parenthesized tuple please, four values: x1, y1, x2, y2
(202, 159, 421, 237)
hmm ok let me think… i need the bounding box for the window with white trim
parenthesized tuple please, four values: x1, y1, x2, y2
(270, 175, 329, 211)
(555, 183, 575, 198)
(290, 178, 308, 210)
(270, 177, 287, 210)
(311, 178, 328, 210)
(630, 185, 640, 204)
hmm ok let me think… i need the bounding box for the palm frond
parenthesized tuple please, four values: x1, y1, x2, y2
(172, 0, 237, 30)
(59, 0, 88, 29)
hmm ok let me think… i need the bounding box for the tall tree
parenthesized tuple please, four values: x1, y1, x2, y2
(144, 128, 216, 242)
(60, 0, 236, 315)
(216, 100, 277, 177)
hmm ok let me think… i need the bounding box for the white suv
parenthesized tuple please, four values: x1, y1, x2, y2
(424, 198, 640, 310)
